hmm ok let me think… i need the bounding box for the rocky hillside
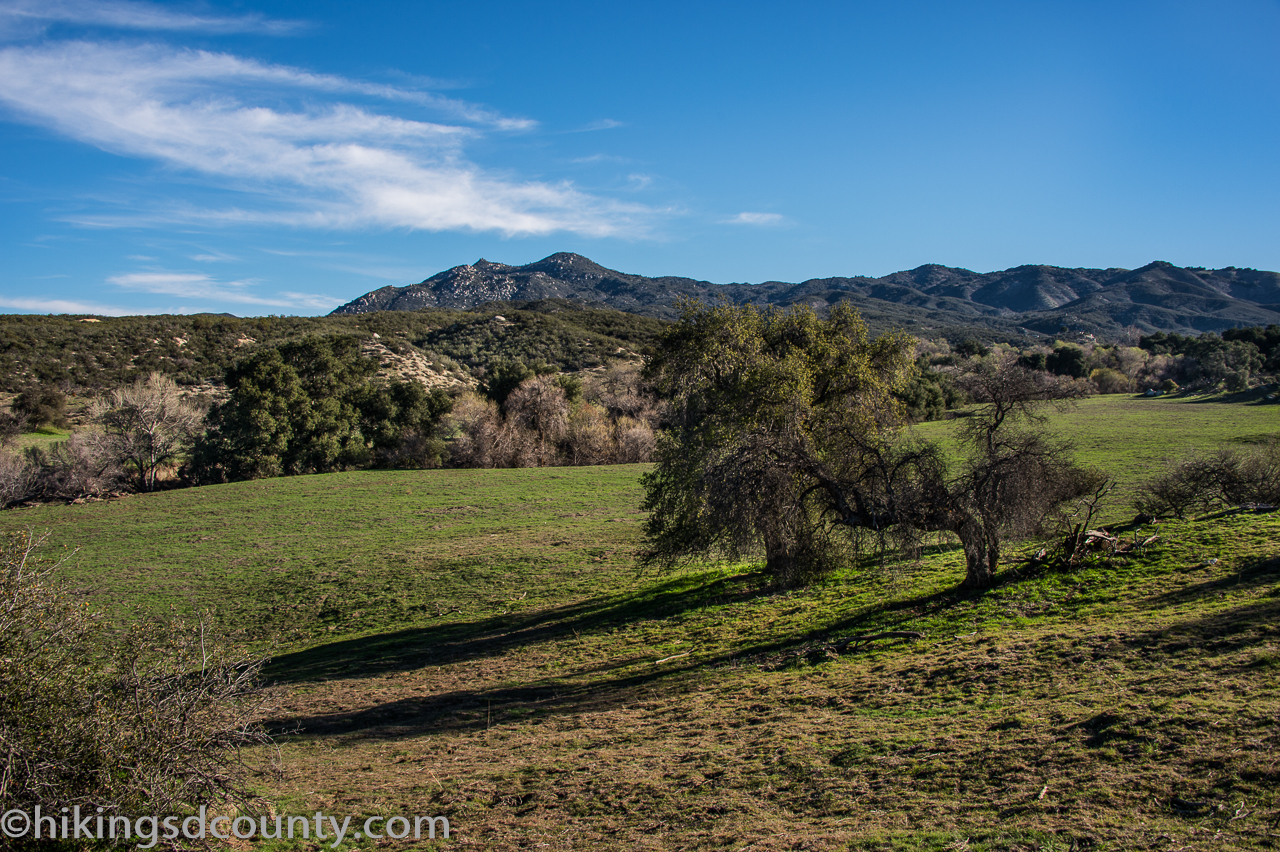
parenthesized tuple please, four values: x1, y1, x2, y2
(333, 253, 1280, 338)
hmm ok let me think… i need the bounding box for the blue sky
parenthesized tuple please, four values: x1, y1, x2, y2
(1, 0, 1277, 317)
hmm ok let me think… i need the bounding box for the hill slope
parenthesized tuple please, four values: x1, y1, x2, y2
(334, 253, 1280, 338)
(0, 302, 664, 393)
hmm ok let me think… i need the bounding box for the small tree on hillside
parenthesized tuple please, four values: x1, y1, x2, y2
(91, 373, 204, 491)
(641, 303, 1097, 588)
(11, 387, 68, 430)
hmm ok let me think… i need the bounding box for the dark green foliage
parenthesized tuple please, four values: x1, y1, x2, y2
(1140, 328, 1270, 388)
(555, 372, 583, 403)
(1017, 351, 1048, 371)
(470, 299, 669, 350)
(1223, 324, 1280, 369)
(189, 336, 452, 482)
(643, 302, 1095, 589)
(357, 380, 453, 469)
(11, 387, 68, 429)
(417, 310, 642, 374)
(897, 366, 962, 422)
(479, 358, 536, 405)
(641, 301, 917, 588)
(955, 338, 990, 358)
(1045, 345, 1088, 378)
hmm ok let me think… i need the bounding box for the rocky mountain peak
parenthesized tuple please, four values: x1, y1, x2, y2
(330, 254, 1280, 337)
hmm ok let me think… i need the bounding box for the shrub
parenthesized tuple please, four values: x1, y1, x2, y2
(91, 373, 205, 491)
(614, 416, 656, 463)
(0, 452, 35, 508)
(1089, 367, 1130, 394)
(0, 411, 24, 447)
(24, 433, 125, 502)
(11, 387, 68, 430)
(0, 532, 272, 842)
(1135, 443, 1280, 518)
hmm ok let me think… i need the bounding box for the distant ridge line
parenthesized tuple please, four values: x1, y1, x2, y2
(331, 253, 1280, 337)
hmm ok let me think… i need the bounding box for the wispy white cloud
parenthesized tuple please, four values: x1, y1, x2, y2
(108, 271, 339, 310)
(723, 211, 787, 227)
(190, 251, 239, 262)
(0, 41, 652, 237)
(0, 0, 303, 38)
(570, 153, 633, 165)
(0, 294, 135, 315)
(570, 118, 624, 133)
(256, 247, 424, 281)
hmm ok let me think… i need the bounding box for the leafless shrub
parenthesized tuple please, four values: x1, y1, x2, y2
(90, 373, 205, 491)
(614, 416, 656, 463)
(1046, 477, 1118, 566)
(584, 362, 658, 421)
(451, 372, 660, 469)
(0, 411, 25, 448)
(0, 532, 272, 843)
(443, 393, 503, 468)
(504, 375, 569, 466)
(0, 452, 36, 508)
(24, 432, 125, 501)
(564, 403, 614, 465)
(1136, 443, 1280, 518)
(1237, 441, 1280, 505)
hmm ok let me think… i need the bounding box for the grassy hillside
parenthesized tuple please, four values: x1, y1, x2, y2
(0, 396, 1276, 850)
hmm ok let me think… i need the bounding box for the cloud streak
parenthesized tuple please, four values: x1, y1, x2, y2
(0, 0, 302, 37)
(0, 41, 652, 237)
(108, 271, 339, 310)
(0, 295, 135, 315)
(724, 211, 787, 226)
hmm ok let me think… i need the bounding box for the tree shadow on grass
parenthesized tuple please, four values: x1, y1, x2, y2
(1119, 593, 1280, 659)
(262, 567, 1003, 742)
(266, 568, 775, 684)
(1177, 388, 1279, 407)
(1142, 554, 1280, 610)
(266, 656, 697, 740)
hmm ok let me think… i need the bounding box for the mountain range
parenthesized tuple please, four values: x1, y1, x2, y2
(332, 253, 1280, 340)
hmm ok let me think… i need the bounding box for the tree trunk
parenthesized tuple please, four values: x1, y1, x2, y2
(955, 517, 997, 588)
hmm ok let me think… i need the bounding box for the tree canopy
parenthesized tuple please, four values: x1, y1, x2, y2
(189, 336, 452, 482)
(641, 302, 1097, 588)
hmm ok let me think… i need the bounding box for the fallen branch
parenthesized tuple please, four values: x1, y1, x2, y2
(653, 652, 690, 665)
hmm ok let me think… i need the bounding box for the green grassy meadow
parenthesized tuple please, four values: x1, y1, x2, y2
(1, 393, 1278, 850)
(912, 391, 1280, 512)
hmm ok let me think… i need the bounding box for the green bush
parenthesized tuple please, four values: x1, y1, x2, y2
(189, 336, 453, 482)
(11, 388, 68, 430)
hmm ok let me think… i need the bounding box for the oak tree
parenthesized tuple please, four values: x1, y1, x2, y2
(641, 302, 1095, 588)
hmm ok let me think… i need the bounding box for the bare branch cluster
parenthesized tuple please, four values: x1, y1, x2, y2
(0, 532, 273, 841)
(1136, 442, 1280, 518)
(90, 373, 206, 492)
